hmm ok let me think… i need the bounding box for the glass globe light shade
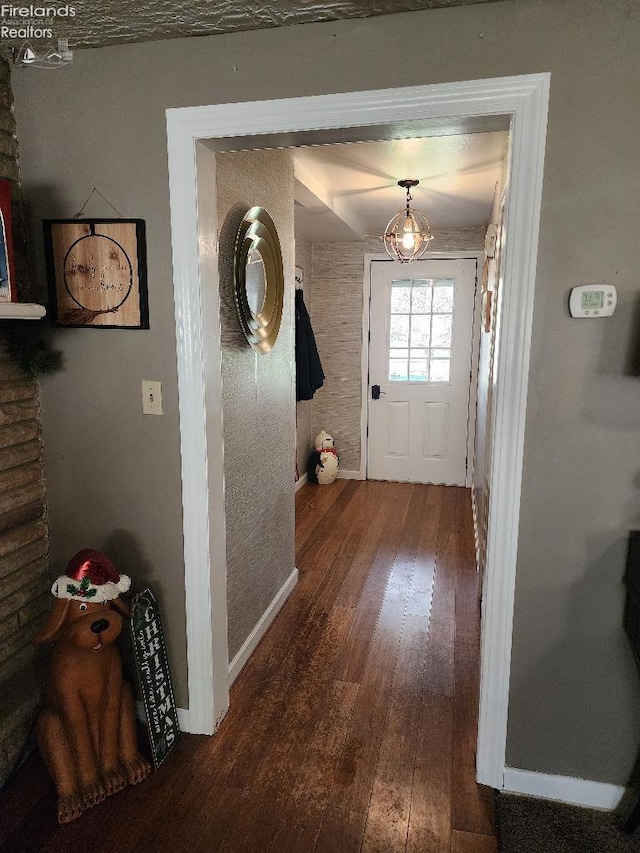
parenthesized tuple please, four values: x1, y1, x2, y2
(383, 207, 433, 263)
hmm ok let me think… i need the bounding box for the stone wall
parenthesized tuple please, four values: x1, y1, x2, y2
(0, 56, 50, 788)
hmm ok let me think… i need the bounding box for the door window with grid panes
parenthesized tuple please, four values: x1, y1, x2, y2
(388, 278, 454, 383)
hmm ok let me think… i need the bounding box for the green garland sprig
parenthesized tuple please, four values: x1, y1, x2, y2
(1, 320, 63, 378)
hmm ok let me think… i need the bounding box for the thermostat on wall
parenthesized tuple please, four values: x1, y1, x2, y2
(569, 284, 617, 318)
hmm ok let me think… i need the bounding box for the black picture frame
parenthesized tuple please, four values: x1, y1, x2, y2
(43, 218, 149, 329)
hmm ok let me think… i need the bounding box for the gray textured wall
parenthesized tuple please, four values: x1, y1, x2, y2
(309, 231, 484, 472)
(216, 150, 296, 662)
(12, 59, 188, 704)
(11, 0, 640, 782)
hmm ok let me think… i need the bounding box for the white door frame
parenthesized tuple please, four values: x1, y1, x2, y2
(361, 252, 483, 486)
(166, 73, 550, 788)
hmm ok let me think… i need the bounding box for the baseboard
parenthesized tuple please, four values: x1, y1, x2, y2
(503, 766, 625, 811)
(295, 473, 308, 492)
(135, 702, 191, 734)
(337, 469, 364, 480)
(470, 487, 481, 568)
(176, 707, 191, 732)
(228, 567, 299, 685)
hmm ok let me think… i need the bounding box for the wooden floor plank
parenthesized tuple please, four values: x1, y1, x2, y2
(315, 480, 395, 615)
(315, 808, 368, 853)
(297, 479, 360, 565)
(454, 488, 482, 642)
(265, 680, 360, 853)
(0, 755, 51, 848)
(216, 601, 356, 792)
(215, 604, 360, 850)
(333, 481, 406, 610)
(410, 484, 444, 616)
(452, 490, 495, 838)
(295, 479, 348, 550)
(405, 488, 459, 853)
(361, 486, 438, 853)
(328, 486, 424, 818)
(334, 482, 412, 684)
(424, 486, 458, 698)
(451, 829, 499, 853)
(406, 696, 454, 853)
(303, 480, 391, 620)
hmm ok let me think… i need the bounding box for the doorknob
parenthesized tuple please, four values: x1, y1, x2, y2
(371, 384, 386, 400)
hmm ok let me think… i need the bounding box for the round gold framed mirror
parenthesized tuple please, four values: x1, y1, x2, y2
(233, 206, 284, 353)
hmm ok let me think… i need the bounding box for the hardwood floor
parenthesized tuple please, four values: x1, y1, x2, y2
(0, 481, 497, 852)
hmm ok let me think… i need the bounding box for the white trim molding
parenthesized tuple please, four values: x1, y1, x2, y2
(295, 473, 309, 492)
(336, 469, 364, 480)
(475, 73, 550, 788)
(166, 74, 550, 770)
(228, 568, 299, 684)
(135, 703, 191, 735)
(503, 767, 625, 811)
(176, 707, 191, 733)
(167, 133, 229, 735)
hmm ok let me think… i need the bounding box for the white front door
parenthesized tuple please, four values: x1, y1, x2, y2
(367, 258, 476, 485)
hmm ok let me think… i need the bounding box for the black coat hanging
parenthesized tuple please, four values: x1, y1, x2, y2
(295, 288, 324, 401)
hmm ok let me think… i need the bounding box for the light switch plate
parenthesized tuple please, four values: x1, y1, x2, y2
(142, 380, 163, 415)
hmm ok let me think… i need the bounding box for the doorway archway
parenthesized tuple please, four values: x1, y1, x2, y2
(166, 73, 550, 789)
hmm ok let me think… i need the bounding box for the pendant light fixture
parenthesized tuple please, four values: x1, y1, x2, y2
(383, 179, 433, 263)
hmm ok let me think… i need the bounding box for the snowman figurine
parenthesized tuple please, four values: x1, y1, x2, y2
(308, 430, 339, 485)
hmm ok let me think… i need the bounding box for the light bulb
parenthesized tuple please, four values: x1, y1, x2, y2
(402, 231, 415, 250)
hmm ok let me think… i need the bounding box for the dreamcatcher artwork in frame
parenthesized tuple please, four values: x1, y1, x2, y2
(43, 219, 149, 328)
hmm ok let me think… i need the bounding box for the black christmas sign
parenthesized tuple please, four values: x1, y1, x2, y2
(130, 588, 179, 768)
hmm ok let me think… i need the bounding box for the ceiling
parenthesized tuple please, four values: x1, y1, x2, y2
(293, 131, 508, 243)
(7, 0, 504, 50)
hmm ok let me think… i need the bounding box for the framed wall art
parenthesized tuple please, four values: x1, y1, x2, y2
(0, 180, 16, 303)
(43, 219, 148, 328)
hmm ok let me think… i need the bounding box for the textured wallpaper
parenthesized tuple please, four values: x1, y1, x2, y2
(216, 149, 296, 662)
(308, 229, 485, 472)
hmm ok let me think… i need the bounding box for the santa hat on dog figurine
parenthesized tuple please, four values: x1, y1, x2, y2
(51, 548, 131, 603)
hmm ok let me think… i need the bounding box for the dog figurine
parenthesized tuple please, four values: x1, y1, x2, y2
(35, 549, 151, 823)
